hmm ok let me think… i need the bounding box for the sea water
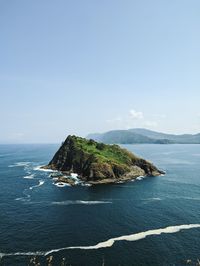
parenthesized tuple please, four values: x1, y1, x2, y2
(0, 144, 200, 265)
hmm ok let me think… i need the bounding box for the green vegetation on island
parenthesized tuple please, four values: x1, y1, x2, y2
(43, 135, 164, 185)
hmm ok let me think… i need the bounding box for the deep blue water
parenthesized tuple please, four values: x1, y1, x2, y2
(0, 144, 200, 266)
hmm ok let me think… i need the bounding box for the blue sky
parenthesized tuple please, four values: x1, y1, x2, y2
(1, 0, 200, 143)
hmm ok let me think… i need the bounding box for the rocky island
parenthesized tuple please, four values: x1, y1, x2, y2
(42, 135, 164, 185)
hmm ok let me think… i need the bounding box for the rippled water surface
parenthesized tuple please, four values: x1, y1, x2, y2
(0, 144, 200, 265)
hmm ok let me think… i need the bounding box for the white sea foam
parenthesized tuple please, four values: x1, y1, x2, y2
(38, 180, 45, 186)
(30, 180, 45, 190)
(0, 251, 45, 258)
(182, 197, 200, 201)
(117, 181, 125, 184)
(165, 196, 200, 201)
(143, 197, 162, 202)
(136, 175, 146, 181)
(70, 173, 78, 178)
(15, 190, 31, 201)
(23, 174, 35, 179)
(69, 173, 82, 185)
(151, 197, 162, 201)
(81, 183, 92, 187)
(65, 224, 200, 251)
(51, 200, 112, 205)
(15, 196, 30, 201)
(78, 200, 112, 205)
(1, 224, 200, 258)
(34, 165, 57, 172)
(15, 180, 45, 201)
(54, 182, 70, 187)
(0, 252, 5, 258)
(74, 180, 81, 185)
(8, 162, 31, 168)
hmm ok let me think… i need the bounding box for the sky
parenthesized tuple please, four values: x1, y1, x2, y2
(0, 0, 200, 143)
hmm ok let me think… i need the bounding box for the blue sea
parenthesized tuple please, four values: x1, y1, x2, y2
(0, 144, 200, 266)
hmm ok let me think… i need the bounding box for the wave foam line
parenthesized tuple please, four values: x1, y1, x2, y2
(51, 200, 112, 205)
(15, 190, 31, 201)
(0, 251, 45, 258)
(65, 224, 200, 250)
(15, 180, 45, 201)
(29, 180, 44, 190)
(1, 224, 200, 258)
(8, 162, 31, 168)
(24, 174, 35, 179)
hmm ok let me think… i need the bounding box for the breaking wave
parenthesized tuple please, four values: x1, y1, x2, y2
(1, 224, 199, 258)
(34, 165, 57, 173)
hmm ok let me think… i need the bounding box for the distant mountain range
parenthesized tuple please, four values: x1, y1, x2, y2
(87, 128, 200, 144)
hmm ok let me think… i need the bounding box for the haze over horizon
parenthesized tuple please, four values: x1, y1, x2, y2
(1, 0, 200, 143)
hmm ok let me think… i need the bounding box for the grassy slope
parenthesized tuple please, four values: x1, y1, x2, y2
(74, 136, 138, 166)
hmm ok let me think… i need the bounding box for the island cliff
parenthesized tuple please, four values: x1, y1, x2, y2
(43, 135, 164, 185)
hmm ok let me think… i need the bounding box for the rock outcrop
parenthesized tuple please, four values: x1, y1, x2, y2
(43, 135, 164, 184)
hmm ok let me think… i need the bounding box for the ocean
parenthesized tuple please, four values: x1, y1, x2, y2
(0, 144, 200, 266)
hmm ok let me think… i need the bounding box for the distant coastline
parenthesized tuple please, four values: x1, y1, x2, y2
(87, 128, 200, 144)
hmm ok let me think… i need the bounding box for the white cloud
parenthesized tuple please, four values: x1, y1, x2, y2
(105, 110, 161, 131)
(129, 109, 144, 120)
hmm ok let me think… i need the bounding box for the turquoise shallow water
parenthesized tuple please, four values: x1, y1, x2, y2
(0, 144, 200, 265)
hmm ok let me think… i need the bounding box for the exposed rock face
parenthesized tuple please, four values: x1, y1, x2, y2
(44, 135, 164, 184)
